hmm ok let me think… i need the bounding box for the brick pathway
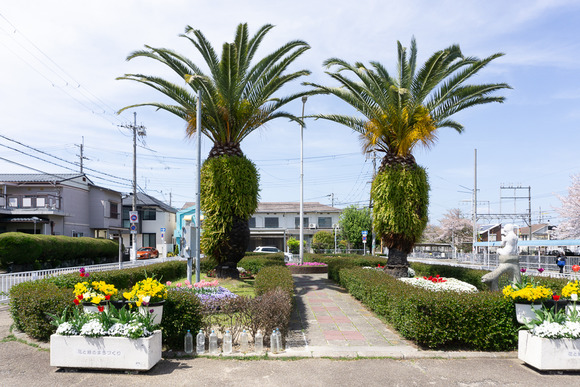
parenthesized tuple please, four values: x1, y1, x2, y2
(284, 273, 420, 357)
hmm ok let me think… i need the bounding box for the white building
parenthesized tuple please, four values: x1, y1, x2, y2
(249, 202, 342, 251)
(122, 193, 177, 257)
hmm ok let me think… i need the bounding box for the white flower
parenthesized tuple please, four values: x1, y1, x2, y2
(399, 277, 478, 293)
(80, 320, 106, 337)
(56, 322, 78, 336)
(571, 293, 578, 301)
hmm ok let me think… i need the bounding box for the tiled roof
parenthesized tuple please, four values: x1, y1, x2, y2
(123, 192, 177, 213)
(0, 173, 86, 183)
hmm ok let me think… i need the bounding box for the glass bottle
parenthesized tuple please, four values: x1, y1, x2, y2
(184, 330, 194, 354)
(255, 330, 263, 353)
(196, 329, 205, 355)
(275, 328, 283, 353)
(223, 330, 232, 354)
(209, 330, 219, 355)
(240, 329, 249, 353)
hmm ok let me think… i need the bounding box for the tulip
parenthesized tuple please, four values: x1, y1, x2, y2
(537, 268, 545, 273)
(553, 294, 561, 301)
(573, 265, 580, 273)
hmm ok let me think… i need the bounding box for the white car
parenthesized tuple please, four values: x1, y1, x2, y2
(253, 246, 293, 262)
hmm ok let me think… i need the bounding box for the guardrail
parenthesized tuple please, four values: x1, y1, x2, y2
(0, 257, 181, 304)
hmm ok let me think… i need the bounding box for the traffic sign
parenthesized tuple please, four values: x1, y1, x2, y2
(361, 230, 368, 236)
(130, 224, 137, 234)
(160, 227, 166, 232)
(129, 211, 139, 223)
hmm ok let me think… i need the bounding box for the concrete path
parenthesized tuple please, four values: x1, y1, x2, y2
(284, 273, 513, 359)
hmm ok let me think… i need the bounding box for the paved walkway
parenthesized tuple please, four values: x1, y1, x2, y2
(283, 273, 513, 359)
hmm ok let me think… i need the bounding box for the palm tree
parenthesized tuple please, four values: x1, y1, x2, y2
(308, 38, 510, 276)
(118, 23, 311, 277)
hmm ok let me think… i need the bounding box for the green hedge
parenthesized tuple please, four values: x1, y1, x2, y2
(9, 261, 195, 347)
(253, 265, 294, 297)
(337, 267, 518, 350)
(238, 253, 286, 274)
(0, 232, 119, 270)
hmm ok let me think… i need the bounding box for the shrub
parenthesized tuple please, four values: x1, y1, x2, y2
(254, 266, 294, 297)
(161, 290, 203, 349)
(337, 267, 518, 350)
(238, 253, 285, 274)
(9, 280, 71, 340)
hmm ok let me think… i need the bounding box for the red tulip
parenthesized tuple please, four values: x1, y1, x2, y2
(573, 265, 580, 273)
(97, 305, 104, 312)
(553, 295, 561, 301)
(105, 295, 111, 301)
(78, 294, 83, 300)
(73, 298, 80, 305)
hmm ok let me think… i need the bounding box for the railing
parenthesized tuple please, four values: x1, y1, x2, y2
(0, 257, 181, 304)
(408, 252, 580, 279)
(0, 193, 62, 210)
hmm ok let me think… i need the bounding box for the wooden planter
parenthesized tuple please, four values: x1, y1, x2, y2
(50, 330, 162, 371)
(288, 265, 328, 274)
(518, 330, 580, 371)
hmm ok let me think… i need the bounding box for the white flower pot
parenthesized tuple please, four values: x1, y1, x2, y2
(50, 330, 162, 371)
(518, 330, 580, 371)
(139, 303, 164, 325)
(515, 303, 542, 324)
(82, 302, 109, 314)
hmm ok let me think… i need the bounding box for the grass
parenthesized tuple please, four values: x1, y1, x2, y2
(170, 273, 256, 297)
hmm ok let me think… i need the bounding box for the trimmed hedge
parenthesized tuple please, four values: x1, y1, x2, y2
(253, 265, 294, 298)
(9, 261, 194, 347)
(0, 232, 119, 270)
(337, 267, 518, 350)
(238, 253, 286, 274)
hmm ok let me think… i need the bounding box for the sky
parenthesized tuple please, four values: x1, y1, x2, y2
(1, 0, 580, 228)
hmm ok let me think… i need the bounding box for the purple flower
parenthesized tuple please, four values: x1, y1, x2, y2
(149, 309, 154, 314)
(520, 268, 527, 273)
(537, 268, 545, 273)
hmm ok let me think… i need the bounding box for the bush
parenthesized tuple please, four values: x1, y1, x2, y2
(162, 290, 203, 349)
(0, 232, 119, 270)
(337, 267, 518, 350)
(9, 280, 71, 340)
(238, 253, 285, 274)
(254, 265, 294, 297)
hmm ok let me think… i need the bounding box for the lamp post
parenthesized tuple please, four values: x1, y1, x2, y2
(299, 96, 307, 265)
(31, 216, 40, 234)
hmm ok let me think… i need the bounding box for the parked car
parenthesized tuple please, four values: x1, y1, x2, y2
(253, 246, 282, 253)
(137, 247, 159, 259)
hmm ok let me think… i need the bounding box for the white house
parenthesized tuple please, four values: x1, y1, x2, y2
(249, 202, 342, 251)
(122, 192, 177, 257)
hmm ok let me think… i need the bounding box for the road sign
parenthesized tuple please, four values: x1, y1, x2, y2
(361, 230, 368, 236)
(362, 235, 367, 242)
(129, 211, 139, 223)
(130, 224, 137, 234)
(160, 227, 166, 232)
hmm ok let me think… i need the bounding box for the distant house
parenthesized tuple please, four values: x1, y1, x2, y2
(0, 173, 123, 238)
(517, 223, 551, 241)
(174, 202, 197, 254)
(249, 202, 342, 252)
(121, 193, 177, 256)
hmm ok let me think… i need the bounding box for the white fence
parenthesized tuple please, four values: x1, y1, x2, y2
(0, 257, 181, 304)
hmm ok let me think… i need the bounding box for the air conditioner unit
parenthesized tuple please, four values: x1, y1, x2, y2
(309, 223, 317, 229)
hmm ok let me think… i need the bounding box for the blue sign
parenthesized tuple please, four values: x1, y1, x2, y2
(361, 230, 368, 236)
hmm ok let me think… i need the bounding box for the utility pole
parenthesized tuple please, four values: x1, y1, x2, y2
(472, 149, 477, 254)
(299, 96, 307, 265)
(121, 112, 146, 261)
(370, 151, 377, 255)
(75, 136, 88, 174)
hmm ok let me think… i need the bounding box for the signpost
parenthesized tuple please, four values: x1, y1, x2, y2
(129, 211, 139, 261)
(362, 230, 368, 256)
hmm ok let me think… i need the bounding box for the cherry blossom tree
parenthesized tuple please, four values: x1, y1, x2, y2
(438, 208, 473, 253)
(555, 174, 580, 239)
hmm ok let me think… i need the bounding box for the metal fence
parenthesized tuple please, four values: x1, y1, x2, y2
(0, 257, 180, 304)
(408, 252, 580, 280)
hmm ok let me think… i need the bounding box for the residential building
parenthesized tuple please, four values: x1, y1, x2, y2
(249, 202, 342, 251)
(0, 173, 123, 238)
(121, 193, 177, 257)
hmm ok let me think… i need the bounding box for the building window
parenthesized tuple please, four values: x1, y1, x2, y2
(72, 231, 84, 237)
(36, 197, 46, 207)
(8, 197, 18, 208)
(295, 217, 309, 229)
(22, 197, 32, 207)
(143, 209, 157, 221)
(249, 217, 256, 228)
(143, 233, 156, 247)
(109, 202, 119, 218)
(318, 217, 332, 228)
(264, 217, 279, 228)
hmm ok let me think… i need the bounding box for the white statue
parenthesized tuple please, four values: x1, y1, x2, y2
(482, 224, 521, 291)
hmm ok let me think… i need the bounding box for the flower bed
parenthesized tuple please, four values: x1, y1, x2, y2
(167, 279, 238, 306)
(399, 275, 478, 293)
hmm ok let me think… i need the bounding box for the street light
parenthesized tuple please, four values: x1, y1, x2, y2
(31, 216, 40, 234)
(299, 96, 307, 265)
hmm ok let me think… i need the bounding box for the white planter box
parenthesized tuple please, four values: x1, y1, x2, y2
(514, 303, 542, 324)
(518, 330, 580, 370)
(50, 330, 162, 371)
